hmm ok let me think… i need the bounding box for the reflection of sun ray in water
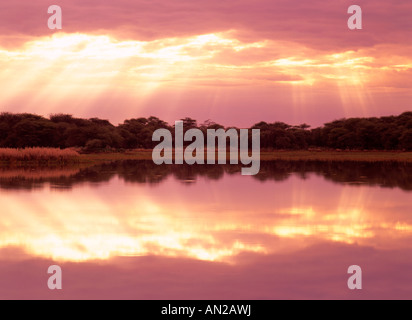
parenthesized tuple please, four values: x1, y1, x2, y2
(0, 172, 412, 263)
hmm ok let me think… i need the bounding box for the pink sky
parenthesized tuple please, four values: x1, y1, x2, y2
(0, 0, 411, 127)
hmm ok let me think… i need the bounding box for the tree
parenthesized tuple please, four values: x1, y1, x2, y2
(399, 129, 412, 151)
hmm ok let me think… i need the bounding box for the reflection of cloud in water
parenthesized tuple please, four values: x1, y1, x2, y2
(1, 243, 412, 299)
(0, 164, 411, 263)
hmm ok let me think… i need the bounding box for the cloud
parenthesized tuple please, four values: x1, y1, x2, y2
(0, 1, 411, 126)
(1, 0, 412, 51)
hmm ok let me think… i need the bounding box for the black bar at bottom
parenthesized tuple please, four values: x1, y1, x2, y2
(0, 299, 404, 318)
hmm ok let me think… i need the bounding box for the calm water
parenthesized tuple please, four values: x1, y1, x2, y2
(0, 161, 411, 299)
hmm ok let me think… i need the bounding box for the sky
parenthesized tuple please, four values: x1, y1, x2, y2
(0, 0, 411, 127)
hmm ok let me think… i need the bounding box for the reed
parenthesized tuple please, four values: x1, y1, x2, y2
(0, 147, 80, 163)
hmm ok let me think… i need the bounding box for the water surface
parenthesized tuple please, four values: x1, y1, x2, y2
(0, 161, 411, 299)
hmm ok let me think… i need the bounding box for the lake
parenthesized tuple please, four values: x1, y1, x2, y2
(0, 160, 411, 299)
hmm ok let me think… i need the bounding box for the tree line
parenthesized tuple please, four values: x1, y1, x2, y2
(0, 111, 411, 151)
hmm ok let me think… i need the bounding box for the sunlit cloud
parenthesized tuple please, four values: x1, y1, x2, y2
(1, 31, 411, 126)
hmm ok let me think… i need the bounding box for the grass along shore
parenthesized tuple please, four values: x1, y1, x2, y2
(1, 148, 412, 167)
(0, 147, 80, 165)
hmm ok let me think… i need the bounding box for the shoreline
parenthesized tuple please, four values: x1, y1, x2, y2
(0, 150, 411, 168)
(81, 150, 412, 163)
